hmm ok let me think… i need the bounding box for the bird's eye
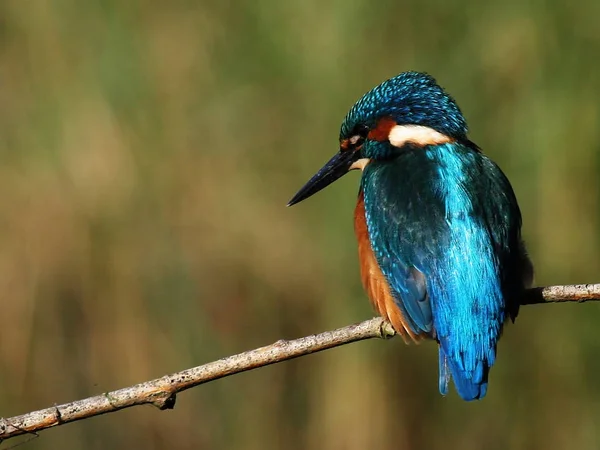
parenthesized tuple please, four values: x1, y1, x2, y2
(346, 124, 369, 148)
(354, 124, 369, 138)
(341, 124, 370, 151)
(348, 134, 362, 146)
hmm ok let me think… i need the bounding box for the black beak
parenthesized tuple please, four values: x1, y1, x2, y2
(287, 150, 359, 206)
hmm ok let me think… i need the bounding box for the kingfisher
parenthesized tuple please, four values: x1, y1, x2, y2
(288, 72, 533, 401)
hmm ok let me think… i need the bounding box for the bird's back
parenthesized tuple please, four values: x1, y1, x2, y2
(360, 141, 531, 400)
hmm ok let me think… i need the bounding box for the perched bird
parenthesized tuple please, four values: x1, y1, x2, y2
(288, 72, 533, 401)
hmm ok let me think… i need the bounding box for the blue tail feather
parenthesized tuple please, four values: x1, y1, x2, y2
(438, 347, 450, 396)
(438, 343, 489, 401)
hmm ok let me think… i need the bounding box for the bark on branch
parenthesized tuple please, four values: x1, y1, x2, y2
(1, 283, 598, 443)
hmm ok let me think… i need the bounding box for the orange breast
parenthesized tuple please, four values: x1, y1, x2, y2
(354, 192, 425, 344)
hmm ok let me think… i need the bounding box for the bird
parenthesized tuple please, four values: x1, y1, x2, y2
(287, 72, 533, 401)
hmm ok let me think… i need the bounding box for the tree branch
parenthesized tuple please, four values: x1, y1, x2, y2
(1, 283, 598, 442)
(520, 284, 600, 304)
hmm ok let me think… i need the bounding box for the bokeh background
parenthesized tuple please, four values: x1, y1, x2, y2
(0, 0, 599, 449)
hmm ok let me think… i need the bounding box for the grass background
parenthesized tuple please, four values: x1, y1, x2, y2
(0, 1, 599, 449)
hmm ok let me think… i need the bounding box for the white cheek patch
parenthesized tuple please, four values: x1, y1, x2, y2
(349, 158, 370, 171)
(388, 125, 452, 148)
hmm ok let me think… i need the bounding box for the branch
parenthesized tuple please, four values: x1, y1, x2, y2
(520, 284, 600, 304)
(1, 283, 598, 442)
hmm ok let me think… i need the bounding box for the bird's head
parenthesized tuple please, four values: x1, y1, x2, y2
(288, 71, 468, 206)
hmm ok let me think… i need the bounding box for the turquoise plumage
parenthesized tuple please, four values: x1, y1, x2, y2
(289, 72, 533, 400)
(361, 142, 527, 399)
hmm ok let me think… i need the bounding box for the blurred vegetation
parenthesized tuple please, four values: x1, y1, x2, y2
(0, 0, 599, 449)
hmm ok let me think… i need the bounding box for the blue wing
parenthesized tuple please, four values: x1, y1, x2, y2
(375, 245, 432, 334)
(361, 141, 531, 400)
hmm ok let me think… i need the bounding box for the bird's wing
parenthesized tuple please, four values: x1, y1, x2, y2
(379, 252, 432, 333)
(361, 173, 439, 335)
(363, 142, 530, 399)
(361, 142, 527, 336)
(355, 192, 430, 341)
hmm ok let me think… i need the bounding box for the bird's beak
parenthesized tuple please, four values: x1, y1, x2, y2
(287, 149, 359, 206)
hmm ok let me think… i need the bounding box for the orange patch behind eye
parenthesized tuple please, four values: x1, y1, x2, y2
(367, 117, 397, 142)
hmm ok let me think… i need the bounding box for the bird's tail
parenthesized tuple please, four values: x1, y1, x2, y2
(438, 344, 489, 401)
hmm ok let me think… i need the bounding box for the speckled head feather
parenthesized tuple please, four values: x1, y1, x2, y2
(340, 72, 468, 141)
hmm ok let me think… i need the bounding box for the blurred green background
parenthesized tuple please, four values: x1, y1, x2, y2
(0, 0, 599, 449)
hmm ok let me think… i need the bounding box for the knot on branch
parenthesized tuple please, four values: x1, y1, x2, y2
(378, 319, 396, 339)
(153, 392, 177, 410)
